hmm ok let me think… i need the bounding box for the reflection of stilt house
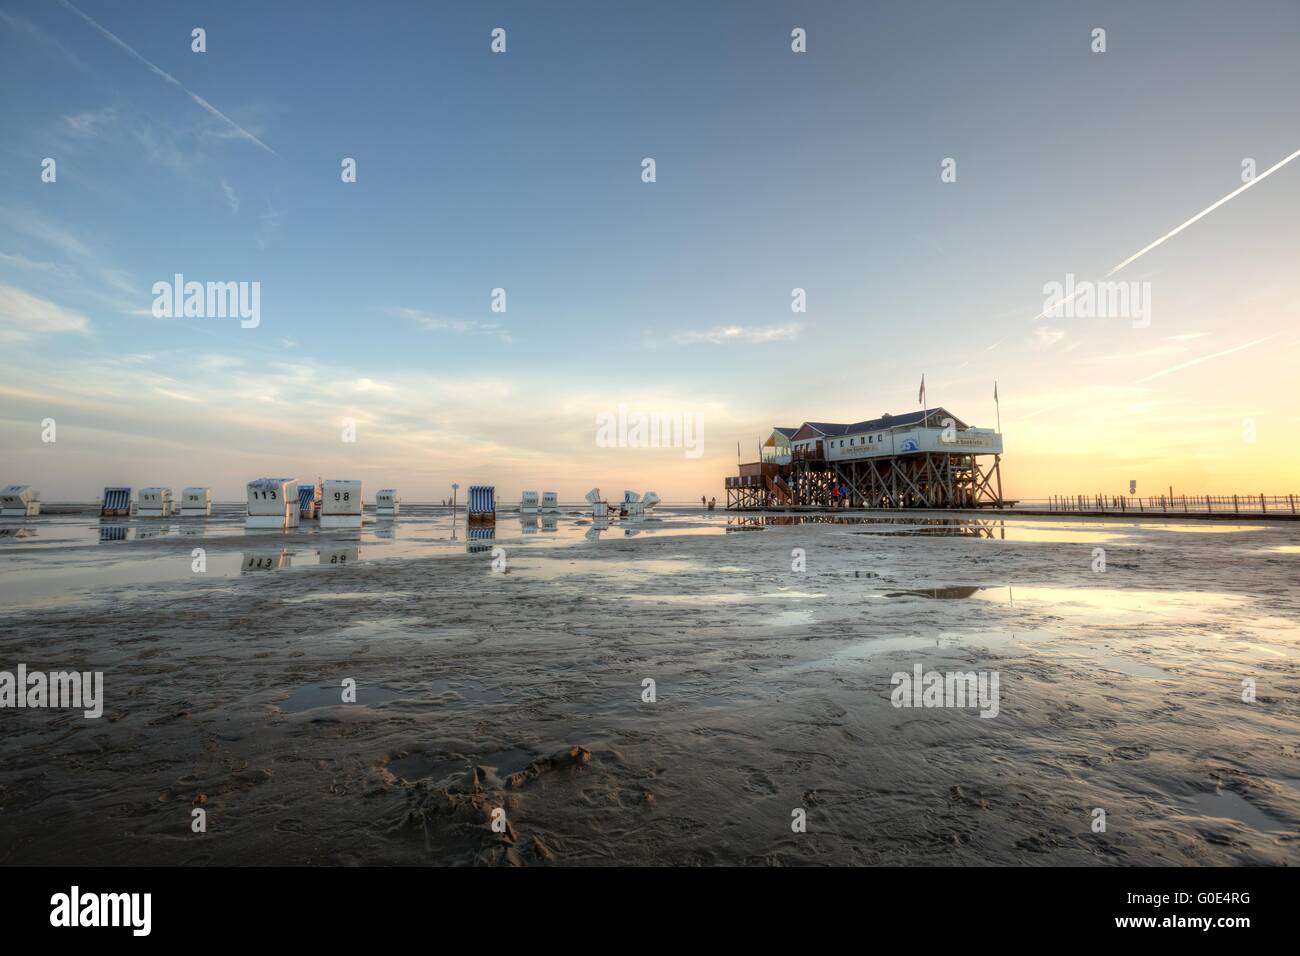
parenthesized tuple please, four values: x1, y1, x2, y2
(726, 408, 1004, 510)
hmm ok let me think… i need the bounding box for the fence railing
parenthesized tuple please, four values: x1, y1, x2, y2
(1028, 494, 1298, 515)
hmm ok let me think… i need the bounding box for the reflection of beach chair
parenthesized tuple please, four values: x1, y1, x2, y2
(242, 549, 291, 572)
(181, 487, 212, 517)
(376, 489, 400, 517)
(138, 487, 174, 517)
(297, 483, 321, 520)
(468, 485, 496, 524)
(0, 485, 40, 517)
(520, 515, 539, 534)
(541, 514, 558, 532)
(467, 525, 496, 552)
(246, 478, 299, 529)
(541, 491, 559, 513)
(101, 486, 132, 518)
(321, 480, 363, 529)
(585, 487, 608, 518)
(99, 524, 128, 542)
(320, 545, 359, 566)
(520, 490, 539, 513)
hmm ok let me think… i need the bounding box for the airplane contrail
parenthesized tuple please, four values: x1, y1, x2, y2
(1033, 145, 1300, 321)
(1131, 333, 1278, 385)
(56, 0, 278, 157)
(1107, 147, 1300, 276)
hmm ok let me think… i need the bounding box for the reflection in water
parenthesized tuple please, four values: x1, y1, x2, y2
(99, 524, 129, 542)
(520, 517, 538, 535)
(242, 549, 291, 572)
(541, 515, 558, 532)
(0, 527, 34, 539)
(887, 586, 984, 600)
(467, 526, 495, 554)
(320, 545, 359, 566)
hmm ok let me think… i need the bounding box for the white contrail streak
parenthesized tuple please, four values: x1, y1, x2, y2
(1107, 147, 1300, 276)
(56, 0, 277, 157)
(1131, 333, 1278, 385)
(1031, 145, 1300, 321)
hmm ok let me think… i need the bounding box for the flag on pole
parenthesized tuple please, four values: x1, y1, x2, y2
(918, 374, 926, 405)
(993, 380, 998, 402)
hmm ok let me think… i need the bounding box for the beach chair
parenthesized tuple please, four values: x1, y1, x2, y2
(641, 491, 661, 512)
(297, 483, 321, 520)
(622, 490, 643, 519)
(375, 489, 400, 517)
(520, 490, 540, 513)
(180, 487, 212, 517)
(138, 487, 174, 518)
(468, 485, 496, 524)
(541, 491, 559, 513)
(246, 478, 299, 529)
(0, 485, 40, 517)
(585, 487, 608, 519)
(101, 487, 132, 518)
(320, 480, 363, 529)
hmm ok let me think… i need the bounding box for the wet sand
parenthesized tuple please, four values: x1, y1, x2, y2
(1, 508, 1297, 865)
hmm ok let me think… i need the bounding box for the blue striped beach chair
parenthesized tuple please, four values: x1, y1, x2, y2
(468, 485, 496, 524)
(298, 483, 320, 520)
(101, 486, 132, 518)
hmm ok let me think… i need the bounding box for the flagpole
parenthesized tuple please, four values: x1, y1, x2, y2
(995, 380, 1001, 433)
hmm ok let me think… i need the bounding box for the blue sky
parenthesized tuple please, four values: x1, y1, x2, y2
(2, 0, 1298, 500)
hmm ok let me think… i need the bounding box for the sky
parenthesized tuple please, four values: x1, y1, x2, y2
(1, 0, 1298, 503)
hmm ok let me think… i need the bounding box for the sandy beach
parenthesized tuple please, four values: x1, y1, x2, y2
(1, 507, 1297, 866)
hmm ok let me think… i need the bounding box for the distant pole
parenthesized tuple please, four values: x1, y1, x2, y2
(994, 380, 1001, 433)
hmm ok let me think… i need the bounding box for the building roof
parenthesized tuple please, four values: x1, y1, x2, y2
(773, 426, 798, 438)
(791, 408, 968, 441)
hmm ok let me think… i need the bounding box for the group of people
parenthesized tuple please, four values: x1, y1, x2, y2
(700, 496, 716, 510)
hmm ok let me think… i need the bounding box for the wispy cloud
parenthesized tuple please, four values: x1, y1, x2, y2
(391, 307, 513, 344)
(672, 323, 801, 345)
(219, 178, 240, 214)
(62, 105, 118, 137)
(55, 0, 278, 157)
(0, 207, 90, 259)
(0, 283, 92, 339)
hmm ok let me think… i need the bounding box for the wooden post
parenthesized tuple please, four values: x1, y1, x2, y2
(1260, 493, 1266, 513)
(1233, 494, 1239, 514)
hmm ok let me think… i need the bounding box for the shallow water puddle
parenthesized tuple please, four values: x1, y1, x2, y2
(1184, 789, 1291, 833)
